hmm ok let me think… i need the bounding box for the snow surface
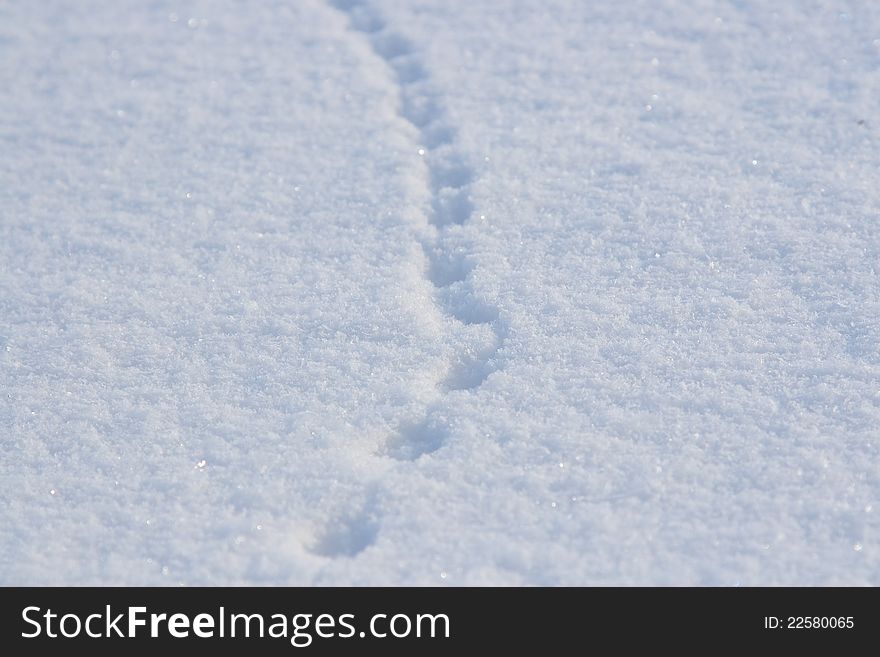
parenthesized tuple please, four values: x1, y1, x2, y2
(1, 0, 879, 585)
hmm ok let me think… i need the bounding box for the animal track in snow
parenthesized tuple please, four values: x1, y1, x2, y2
(330, 0, 502, 460)
(382, 414, 449, 461)
(308, 490, 380, 558)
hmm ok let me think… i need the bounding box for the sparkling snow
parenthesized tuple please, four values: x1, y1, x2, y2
(1, 0, 878, 585)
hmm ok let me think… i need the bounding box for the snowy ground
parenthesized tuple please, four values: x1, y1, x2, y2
(1, 0, 878, 585)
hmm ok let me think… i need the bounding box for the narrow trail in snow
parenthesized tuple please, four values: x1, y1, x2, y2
(329, 0, 503, 462)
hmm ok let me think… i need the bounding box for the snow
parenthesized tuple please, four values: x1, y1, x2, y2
(1, 0, 878, 585)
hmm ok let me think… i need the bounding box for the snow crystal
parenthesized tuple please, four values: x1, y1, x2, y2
(0, 0, 878, 585)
